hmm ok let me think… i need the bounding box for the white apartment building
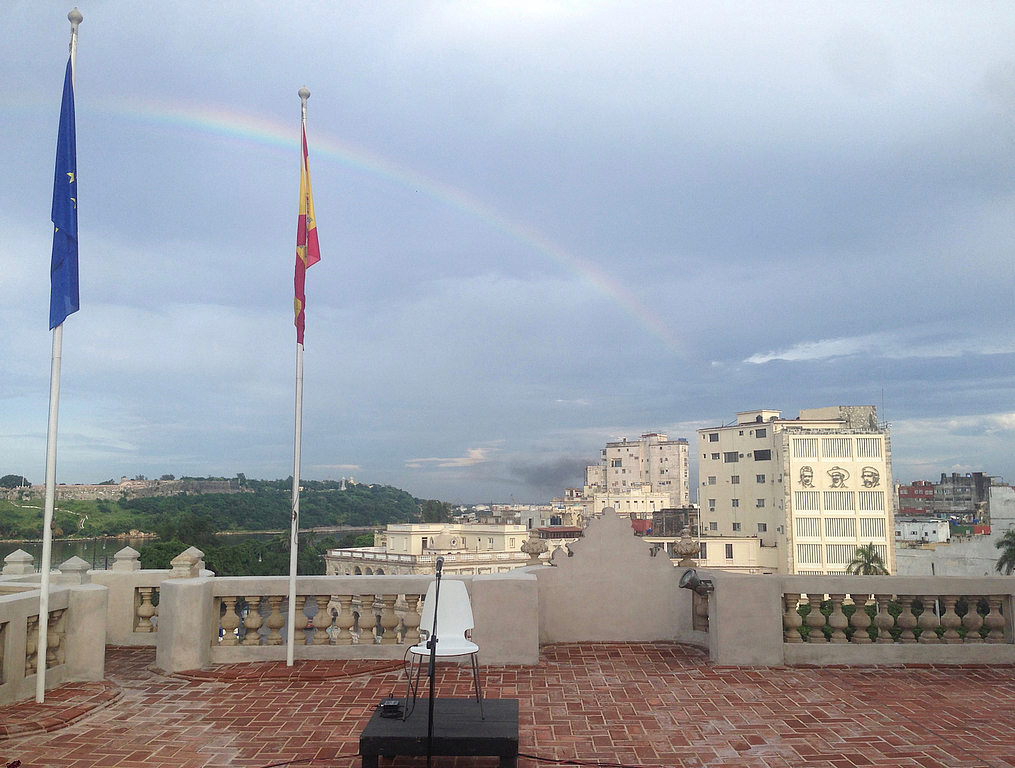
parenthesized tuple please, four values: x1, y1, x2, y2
(697, 406, 895, 575)
(895, 518, 951, 544)
(585, 433, 690, 508)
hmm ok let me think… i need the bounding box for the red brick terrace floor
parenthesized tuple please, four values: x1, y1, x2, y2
(3, 643, 1015, 767)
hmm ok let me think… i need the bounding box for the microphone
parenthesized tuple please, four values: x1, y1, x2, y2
(435, 556, 444, 574)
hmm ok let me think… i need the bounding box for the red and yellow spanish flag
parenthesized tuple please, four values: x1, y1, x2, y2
(294, 124, 321, 345)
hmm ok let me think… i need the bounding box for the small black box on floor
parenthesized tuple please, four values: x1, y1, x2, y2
(360, 698, 518, 768)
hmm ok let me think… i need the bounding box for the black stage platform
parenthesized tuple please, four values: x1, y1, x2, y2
(359, 698, 519, 768)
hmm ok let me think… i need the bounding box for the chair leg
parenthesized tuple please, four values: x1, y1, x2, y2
(402, 654, 421, 721)
(471, 653, 484, 719)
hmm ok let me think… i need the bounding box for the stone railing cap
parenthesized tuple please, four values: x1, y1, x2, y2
(3, 548, 36, 575)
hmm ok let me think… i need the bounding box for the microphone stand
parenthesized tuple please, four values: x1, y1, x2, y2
(426, 557, 443, 768)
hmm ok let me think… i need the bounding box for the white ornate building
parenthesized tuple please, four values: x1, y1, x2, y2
(324, 522, 569, 576)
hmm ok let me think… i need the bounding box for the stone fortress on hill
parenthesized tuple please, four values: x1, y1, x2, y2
(2, 476, 243, 502)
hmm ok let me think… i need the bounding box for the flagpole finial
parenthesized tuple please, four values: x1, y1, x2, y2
(69, 7, 82, 27)
(298, 86, 310, 103)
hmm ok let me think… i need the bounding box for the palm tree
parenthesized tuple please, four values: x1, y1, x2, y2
(846, 543, 889, 575)
(994, 530, 1015, 575)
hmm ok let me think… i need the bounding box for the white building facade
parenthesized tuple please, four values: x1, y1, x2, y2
(586, 433, 690, 509)
(324, 522, 544, 576)
(697, 406, 895, 575)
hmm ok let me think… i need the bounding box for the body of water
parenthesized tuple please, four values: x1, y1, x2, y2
(0, 532, 281, 571)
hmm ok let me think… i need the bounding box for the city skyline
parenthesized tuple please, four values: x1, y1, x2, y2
(3, 3, 1015, 503)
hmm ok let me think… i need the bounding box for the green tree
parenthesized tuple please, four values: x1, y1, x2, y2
(995, 530, 1015, 575)
(0, 474, 29, 488)
(846, 543, 889, 575)
(420, 499, 453, 523)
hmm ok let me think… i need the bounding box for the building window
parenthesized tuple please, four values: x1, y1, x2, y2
(709, 433, 719, 442)
(822, 437, 852, 459)
(756, 428, 767, 438)
(859, 491, 885, 511)
(793, 438, 818, 459)
(825, 517, 856, 538)
(860, 517, 886, 539)
(725, 543, 734, 559)
(509, 538, 515, 547)
(794, 491, 819, 511)
(699, 542, 707, 559)
(723, 451, 739, 463)
(731, 475, 740, 484)
(732, 499, 740, 508)
(488, 538, 494, 549)
(797, 543, 821, 563)
(732, 522, 741, 532)
(756, 474, 766, 483)
(796, 518, 820, 537)
(754, 449, 772, 461)
(611, 459, 622, 467)
(707, 476, 716, 485)
(709, 521, 718, 531)
(711, 453, 720, 460)
(857, 437, 882, 459)
(823, 490, 855, 511)
(756, 499, 765, 508)
(758, 523, 767, 533)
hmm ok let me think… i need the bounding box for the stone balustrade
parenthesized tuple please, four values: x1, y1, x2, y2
(5, 510, 1015, 705)
(214, 591, 424, 648)
(704, 574, 1015, 665)
(0, 572, 107, 705)
(783, 592, 1008, 645)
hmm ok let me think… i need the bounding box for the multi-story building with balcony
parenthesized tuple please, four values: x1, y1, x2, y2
(697, 406, 895, 575)
(585, 432, 690, 508)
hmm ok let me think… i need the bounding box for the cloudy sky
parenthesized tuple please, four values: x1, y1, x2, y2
(3, 1, 1015, 503)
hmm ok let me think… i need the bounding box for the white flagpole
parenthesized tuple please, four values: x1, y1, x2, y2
(37, 6, 81, 704)
(286, 87, 310, 666)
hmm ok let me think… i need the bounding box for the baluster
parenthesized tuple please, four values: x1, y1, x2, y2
(896, 596, 918, 643)
(312, 595, 332, 645)
(242, 596, 263, 646)
(874, 594, 895, 644)
(294, 595, 308, 645)
(961, 596, 984, 644)
(849, 594, 872, 644)
(136, 587, 156, 633)
(827, 594, 848, 644)
(693, 592, 710, 633)
(219, 596, 241, 646)
(334, 595, 355, 645)
(379, 594, 399, 644)
(265, 596, 285, 645)
(357, 594, 377, 644)
(805, 594, 827, 643)
(47, 609, 65, 668)
(402, 594, 422, 646)
(984, 596, 1006, 643)
(939, 596, 962, 644)
(783, 593, 803, 643)
(917, 596, 941, 644)
(25, 615, 39, 675)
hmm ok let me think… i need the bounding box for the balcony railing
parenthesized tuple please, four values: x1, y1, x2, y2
(3, 508, 1015, 706)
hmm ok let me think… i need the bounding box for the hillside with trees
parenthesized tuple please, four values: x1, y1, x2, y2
(0, 476, 426, 541)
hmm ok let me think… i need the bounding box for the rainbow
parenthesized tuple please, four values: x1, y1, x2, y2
(98, 96, 684, 354)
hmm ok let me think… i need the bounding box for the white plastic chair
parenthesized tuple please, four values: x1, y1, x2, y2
(404, 578, 484, 719)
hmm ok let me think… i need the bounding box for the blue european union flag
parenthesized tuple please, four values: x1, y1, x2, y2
(50, 57, 78, 330)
